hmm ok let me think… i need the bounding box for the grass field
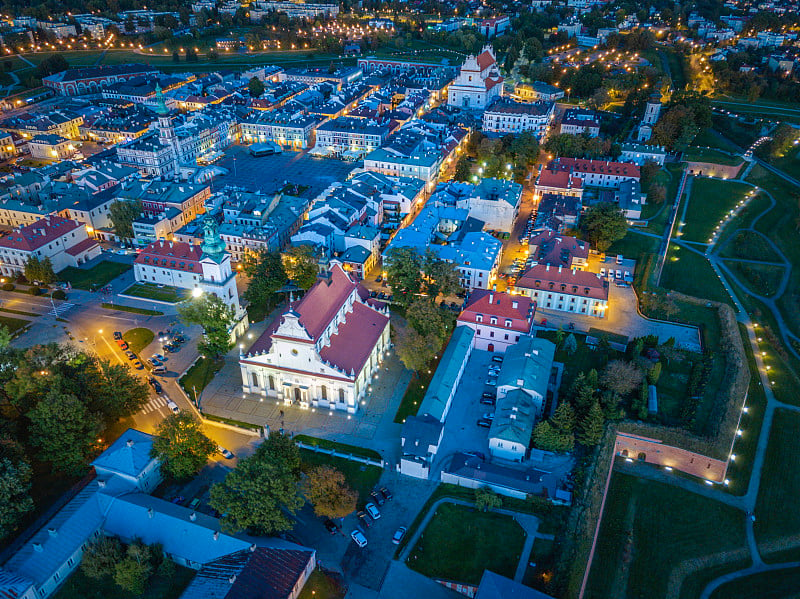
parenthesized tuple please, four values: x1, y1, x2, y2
(719, 230, 782, 263)
(123, 327, 154, 354)
(59, 261, 132, 290)
(406, 503, 526, 585)
(53, 563, 195, 599)
(692, 128, 741, 154)
(679, 178, 752, 244)
(299, 449, 382, 508)
(754, 410, 800, 562)
(684, 147, 743, 167)
(585, 473, 747, 599)
(101, 303, 163, 315)
(123, 283, 188, 303)
(180, 356, 224, 396)
(725, 261, 784, 297)
(661, 245, 733, 305)
(298, 569, 346, 599)
(710, 568, 800, 598)
(0, 314, 31, 333)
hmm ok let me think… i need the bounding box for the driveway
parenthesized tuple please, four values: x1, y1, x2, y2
(534, 283, 702, 352)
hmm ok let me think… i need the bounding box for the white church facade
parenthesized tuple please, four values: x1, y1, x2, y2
(447, 45, 504, 110)
(239, 263, 391, 413)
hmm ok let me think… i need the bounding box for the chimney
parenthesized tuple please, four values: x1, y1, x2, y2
(189, 512, 197, 521)
(213, 531, 220, 541)
(228, 575, 237, 584)
(512, 300, 518, 309)
(488, 292, 493, 304)
(126, 439, 134, 447)
(147, 508, 154, 519)
(47, 527, 57, 537)
(546, 264, 550, 272)
(558, 265, 562, 273)
(33, 543, 43, 553)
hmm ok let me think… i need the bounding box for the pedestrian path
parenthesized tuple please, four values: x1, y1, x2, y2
(47, 302, 75, 316)
(141, 395, 168, 415)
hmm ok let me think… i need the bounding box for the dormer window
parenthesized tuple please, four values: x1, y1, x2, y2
(476, 314, 483, 323)
(505, 319, 512, 327)
(490, 317, 497, 325)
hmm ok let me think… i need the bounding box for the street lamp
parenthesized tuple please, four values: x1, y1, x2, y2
(192, 287, 203, 298)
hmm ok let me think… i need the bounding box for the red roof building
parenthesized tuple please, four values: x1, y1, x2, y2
(547, 157, 640, 189)
(0, 215, 100, 277)
(457, 290, 534, 353)
(527, 230, 589, 269)
(534, 168, 584, 201)
(240, 263, 391, 413)
(514, 263, 608, 318)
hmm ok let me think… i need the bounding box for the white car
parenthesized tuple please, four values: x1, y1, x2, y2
(218, 446, 235, 459)
(351, 529, 368, 547)
(365, 502, 381, 520)
(166, 400, 180, 414)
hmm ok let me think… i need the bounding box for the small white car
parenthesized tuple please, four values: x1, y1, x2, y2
(351, 529, 368, 547)
(218, 446, 235, 459)
(365, 502, 381, 520)
(166, 400, 180, 414)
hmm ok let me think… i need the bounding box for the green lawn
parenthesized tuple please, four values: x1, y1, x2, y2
(692, 128, 741, 154)
(293, 435, 382, 461)
(661, 245, 733, 306)
(719, 230, 782, 263)
(123, 327, 155, 354)
(0, 314, 31, 333)
(585, 473, 748, 599)
(59, 261, 132, 290)
(522, 537, 557, 594)
(683, 147, 743, 167)
(679, 178, 752, 244)
(762, 142, 800, 182)
(123, 283, 188, 303)
(53, 563, 195, 599)
(407, 503, 526, 585)
(101, 303, 163, 316)
(710, 568, 800, 599)
(754, 410, 800, 562)
(725, 261, 784, 297)
(180, 356, 224, 396)
(298, 568, 346, 599)
(299, 449, 382, 508)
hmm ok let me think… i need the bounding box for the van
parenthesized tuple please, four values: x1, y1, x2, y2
(166, 400, 180, 414)
(152, 366, 167, 374)
(616, 254, 623, 265)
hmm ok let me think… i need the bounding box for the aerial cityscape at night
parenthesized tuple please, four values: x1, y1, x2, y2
(0, 0, 796, 597)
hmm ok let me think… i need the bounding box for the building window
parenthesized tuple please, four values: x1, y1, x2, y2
(338, 389, 345, 403)
(321, 386, 328, 400)
(251, 372, 258, 387)
(268, 375, 275, 390)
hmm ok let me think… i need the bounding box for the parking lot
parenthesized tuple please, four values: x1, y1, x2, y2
(211, 145, 358, 198)
(431, 349, 499, 475)
(288, 470, 436, 591)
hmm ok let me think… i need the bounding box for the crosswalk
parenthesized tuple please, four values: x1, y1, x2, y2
(48, 302, 75, 316)
(142, 395, 169, 415)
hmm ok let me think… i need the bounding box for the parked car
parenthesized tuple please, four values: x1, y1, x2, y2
(152, 366, 167, 374)
(477, 418, 492, 428)
(480, 395, 496, 405)
(218, 446, 234, 459)
(147, 377, 158, 388)
(485, 379, 497, 386)
(464, 451, 487, 461)
(351, 529, 368, 548)
(152, 381, 163, 394)
(148, 358, 162, 367)
(125, 351, 136, 360)
(324, 519, 338, 535)
(188, 498, 201, 510)
(171, 496, 185, 505)
(491, 355, 504, 363)
(132, 360, 144, 370)
(370, 490, 385, 506)
(483, 412, 495, 421)
(365, 503, 381, 520)
(357, 511, 371, 528)
(113, 331, 123, 340)
(152, 353, 166, 362)
(166, 399, 179, 414)
(392, 527, 407, 545)
(380, 487, 393, 501)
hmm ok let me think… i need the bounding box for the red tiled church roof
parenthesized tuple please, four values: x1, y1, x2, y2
(135, 239, 202, 272)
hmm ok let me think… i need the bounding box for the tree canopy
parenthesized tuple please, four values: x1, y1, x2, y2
(579, 202, 628, 251)
(248, 76, 265, 98)
(282, 245, 319, 290)
(109, 199, 143, 240)
(24, 255, 55, 285)
(305, 465, 357, 518)
(209, 433, 304, 534)
(242, 249, 286, 316)
(151, 413, 217, 480)
(178, 293, 235, 358)
(384, 247, 462, 305)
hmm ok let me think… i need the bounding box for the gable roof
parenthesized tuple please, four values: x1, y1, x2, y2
(496, 336, 555, 401)
(0, 216, 81, 252)
(477, 570, 556, 599)
(294, 264, 358, 340)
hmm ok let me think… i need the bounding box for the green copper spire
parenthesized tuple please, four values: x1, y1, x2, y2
(154, 83, 169, 116)
(200, 216, 226, 262)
